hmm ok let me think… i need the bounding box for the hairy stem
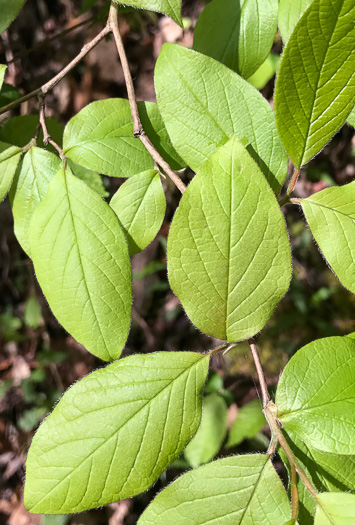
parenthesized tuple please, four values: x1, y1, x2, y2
(108, 2, 186, 195)
(279, 168, 300, 206)
(248, 342, 270, 407)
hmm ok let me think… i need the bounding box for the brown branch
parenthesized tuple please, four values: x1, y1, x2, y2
(249, 341, 270, 407)
(38, 95, 64, 158)
(108, 2, 186, 195)
(0, 25, 111, 116)
(279, 168, 300, 206)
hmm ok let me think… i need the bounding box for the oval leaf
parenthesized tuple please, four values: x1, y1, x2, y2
(297, 182, 355, 294)
(63, 99, 183, 177)
(0, 142, 22, 202)
(276, 336, 355, 455)
(138, 454, 291, 524)
(155, 44, 288, 193)
(0, 0, 27, 34)
(278, 0, 313, 44)
(115, 0, 182, 26)
(29, 166, 132, 361)
(193, 0, 278, 79)
(110, 170, 166, 255)
(10, 147, 62, 255)
(184, 393, 228, 468)
(315, 493, 355, 524)
(24, 351, 209, 514)
(167, 137, 292, 341)
(227, 399, 265, 448)
(274, 0, 355, 168)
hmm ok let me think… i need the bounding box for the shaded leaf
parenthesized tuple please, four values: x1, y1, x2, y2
(315, 493, 355, 524)
(276, 336, 355, 455)
(110, 170, 166, 255)
(227, 399, 265, 447)
(24, 296, 42, 329)
(0, 142, 22, 202)
(138, 454, 291, 524)
(278, 0, 313, 44)
(24, 351, 209, 513)
(29, 166, 132, 361)
(184, 393, 228, 467)
(193, 0, 278, 79)
(0, 115, 64, 154)
(274, 0, 355, 167)
(247, 53, 280, 90)
(0, 0, 27, 34)
(167, 137, 291, 341)
(155, 43, 288, 193)
(68, 160, 109, 197)
(115, 0, 182, 26)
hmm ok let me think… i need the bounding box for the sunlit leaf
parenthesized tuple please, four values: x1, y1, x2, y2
(0, 142, 22, 202)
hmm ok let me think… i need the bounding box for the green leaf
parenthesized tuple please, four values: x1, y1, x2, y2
(67, 160, 109, 197)
(297, 183, 355, 294)
(167, 137, 291, 341)
(155, 44, 288, 193)
(281, 430, 355, 524)
(110, 170, 166, 255)
(315, 493, 355, 524)
(138, 454, 291, 524)
(274, 0, 355, 168)
(0, 65, 6, 89)
(0, 83, 21, 108)
(193, 0, 278, 79)
(0, 0, 27, 34)
(0, 115, 64, 154)
(348, 106, 355, 127)
(0, 142, 22, 202)
(115, 0, 182, 26)
(278, 0, 313, 44)
(24, 295, 42, 329)
(24, 351, 209, 514)
(227, 399, 265, 447)
(10, 147, 62, 255)
(184, 393, 228, 468)
(29, 166, 132, 361)
(247, 53, 280, 90)
(63, 99, 183, 177)
(276, 336, 355, 455)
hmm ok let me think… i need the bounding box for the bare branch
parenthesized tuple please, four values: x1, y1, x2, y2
(249, 341, 270, 407)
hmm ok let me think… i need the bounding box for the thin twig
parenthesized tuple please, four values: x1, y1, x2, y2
(0, 25, 111, 116)
(249, 341, 270, 407)
(108, 3, 186, 195)
(279, 168, 300, 206)
(38, 95, 64, 158)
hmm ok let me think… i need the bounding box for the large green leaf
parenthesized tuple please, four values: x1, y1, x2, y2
(184, 393, 228, 468)
(110, 170, 166, 255)
(0, 0, 27, 34)
(227, 399, 265, 447)
(297, 183, 355, 294)
(24, 351, 209, 514)
(281, 430, 355, 524)
(276, 336, 355, 455)
(138, 454, 291, 524)
(167, 137, 291, 341)
(115, 0, 182, 26)
(155, 44, 288, 193)
(29, 166, 132, 361)
(193, 0, 278, 79)
(63, 99, 184, 177)
(0, 142, 22, 202)
(274, 0, 355, 168)
(278, 0, 313, 44)
(10, 147, 62, 256)
(315, 493, 355, 524)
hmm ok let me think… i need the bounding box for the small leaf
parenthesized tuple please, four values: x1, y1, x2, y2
(24, 351, 209, 514)
(278, 0, 313, 44)
(138, 454, 291, 524)
(29, 166, 132, 361)
(10, 147, 62, 255)
(0, 0, 27, 34)
(247, 53, 280, 90)
(63, 99, 183, 177)
(315, 493, 355, 524)
(0, 65, 6, 89)
(155, 44, 288, 193)
(348, 106, 355, 127)
(274, 0, 355, 168)
(276, 336, 355, 455)
(297, 183, 355, 294)
(24, 296, 42, 329)
(0, 83, 21, 108)
(193, 0, 278, 79)
(184, 393, 228, 468)
(227, 399, 265, 447)
(110, 170, 166, 255)
(0, 142, 22, 202)
(167, 137, 291, 341)
(68, 160, 109, 197)
(115, 0, 182, 26)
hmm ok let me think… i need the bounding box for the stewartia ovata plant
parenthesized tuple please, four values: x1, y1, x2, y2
(0, 0, 355, 522)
